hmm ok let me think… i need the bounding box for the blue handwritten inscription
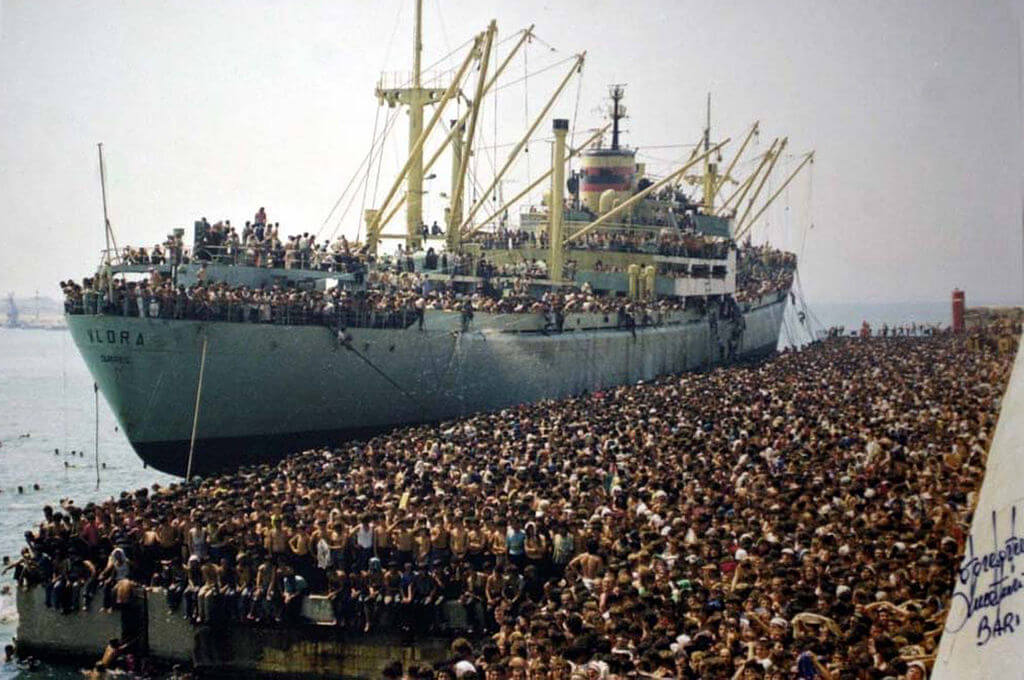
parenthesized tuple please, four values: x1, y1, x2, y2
(947, 506, 1024, 646)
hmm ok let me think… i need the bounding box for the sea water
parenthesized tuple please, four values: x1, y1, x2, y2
(0, 303, 958, 677)
(0, 328, 174, 679)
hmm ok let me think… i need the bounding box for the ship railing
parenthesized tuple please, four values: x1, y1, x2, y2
(191, 245, 368, 275)
(567, 242, 729, 259)
(112, 244, 368, 275)
(96, 247, 125, 267)
(474, 240, 728, 260)
(64, 296, 418, 330)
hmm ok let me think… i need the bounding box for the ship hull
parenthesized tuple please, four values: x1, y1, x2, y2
(67, 294, 787, 476)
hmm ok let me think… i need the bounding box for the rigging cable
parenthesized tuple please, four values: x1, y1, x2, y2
(380, 0, 405, 80)
(570, 58, 584, 151)
(62, 327, 68, 454)
(318, 136, 376, 240)
(798, 158, 813, 264)
(492, 34, 499, 184)
(320, 3, 473, 242)
(523, 37, 530, 185)
(794, 269, 825, 336)
(336, 331, 427, 414)
(791, 163, 823, 341)
(440, 118, 489, 214)
(94, 382, 100, 489)
(328, 106, 400, 241)
(335, 115, 398, 240)
(493, 54, 579, 93)
(530, 32, 560, 54)
(317, 84, 401, 238)
(781, 308, 798, 350)
(460, 32, 499, 204)
(371, 108, 400, 219)
(357, 100, 386, 243)
(433, 0, 452, 61)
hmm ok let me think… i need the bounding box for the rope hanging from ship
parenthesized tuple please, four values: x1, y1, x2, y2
(332, 326, 429, 415)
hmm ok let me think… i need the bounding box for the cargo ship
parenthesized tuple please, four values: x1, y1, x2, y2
(63, 3, 810, 476)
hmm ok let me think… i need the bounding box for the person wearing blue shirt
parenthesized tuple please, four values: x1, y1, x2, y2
(506, 521, 526, 570)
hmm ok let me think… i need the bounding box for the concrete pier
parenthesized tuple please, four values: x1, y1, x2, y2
(15, 586, 126, 661)
(16, 585, 459, 677)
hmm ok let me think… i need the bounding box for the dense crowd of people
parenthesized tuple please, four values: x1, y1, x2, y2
(116, 206, 743, 285)
(735, 246, 797, 303)
(62, 243, 786, 332)
(65, 232, 795, 333)
(59, 271, 697, 332)
(119, 209, 367, 275)
(473, 227, 729, 261)
(7, 331, 1013, 678)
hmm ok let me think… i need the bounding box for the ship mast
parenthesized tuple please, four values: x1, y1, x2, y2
(97, 143, 117, 301)
(701, 93, 718, 213)
(682, 93, 724, 214)
(409, 0, 425, 251)
(376, 0, 446, 252)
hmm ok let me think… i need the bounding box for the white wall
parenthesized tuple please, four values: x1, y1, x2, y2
(934, 337, 1024, 677)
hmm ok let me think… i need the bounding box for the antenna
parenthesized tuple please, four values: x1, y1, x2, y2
(705, 92, 711, 153)
(702, 93, 717, 212)
(609, 84, 626, 150)
(98, 143, 111, 262)
(97, 143, 117, 301)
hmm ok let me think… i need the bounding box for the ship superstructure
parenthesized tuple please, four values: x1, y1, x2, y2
(63, 1, 810, 476)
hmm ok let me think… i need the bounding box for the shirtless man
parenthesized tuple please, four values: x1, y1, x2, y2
(156, 517, 178, 562)
(373, 514, 391, 566)
(450, 515, 469, 564)
(484, 564, 503, 613)
(391, 518, 415, 568)
(289, 525, 310, 560)
(414, 526, 432, 568)
(430, 516, 451, 566)
(249, 557, 275, 621)
(566, 539, 605, 585)
(328, 521, 347, 571)
(466, 518, 486, 571)
(289, 523, 315, 587)
(98, 637, 132, 671)
(265, 517, 289, 559)
(488, 521, 507, 570)
(196, 558, 221, 623)
(235, 553, 254, 620)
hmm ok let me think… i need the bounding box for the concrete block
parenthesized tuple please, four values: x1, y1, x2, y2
(16, 585, 123, 660)
(145, 588, 193, 662)
(20, 586, 462, 677)
(299, 595, 334, 623)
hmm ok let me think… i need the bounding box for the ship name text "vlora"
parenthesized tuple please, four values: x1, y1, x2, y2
(86, 329, 145, 346)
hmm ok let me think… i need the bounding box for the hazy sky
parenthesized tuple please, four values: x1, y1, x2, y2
(1, 0, 1022, 305)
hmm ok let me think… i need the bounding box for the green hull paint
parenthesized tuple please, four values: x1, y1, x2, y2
(67, 294, 787, 475)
